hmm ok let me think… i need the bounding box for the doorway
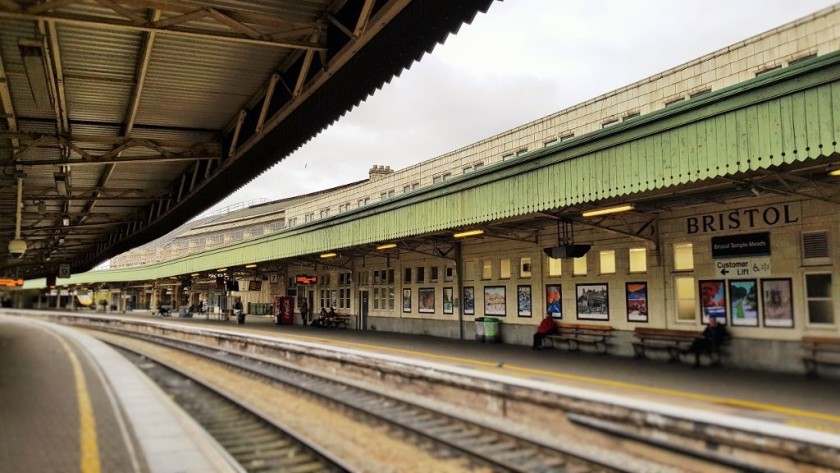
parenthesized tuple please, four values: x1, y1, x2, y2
(358, 290, 369, 330)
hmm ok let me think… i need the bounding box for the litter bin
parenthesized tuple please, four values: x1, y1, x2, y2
(484, 317, 500, 343)
(474, 317, 486, 342)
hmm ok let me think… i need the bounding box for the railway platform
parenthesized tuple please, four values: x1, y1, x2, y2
(3, 309, 840, 471)
(130, 311, 840, 435)
(0, 314, 239, 473)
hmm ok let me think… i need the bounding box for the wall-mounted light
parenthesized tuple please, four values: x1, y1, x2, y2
(581, 204, 634, 218)
(320, 252, 338, 259)
(61, 216, 70, 226)
(376, 243, 397, 250)
(453, 229, 484, 238)
(245, 264, 257, 269)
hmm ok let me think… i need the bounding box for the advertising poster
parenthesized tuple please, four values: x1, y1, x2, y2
(402, 288, 411, 313)
(484, 286, 506, 316)
(418, 287, 435, 313)
(761, 278, 794, 328)
(517, 285, 532, 317)
(699, 280, 727, 324)
(443, 287, 454, 314)
(729, 279, 759, 326)
(463, 287, 475, 315)
(545, 284, 562, 318)
(625, 282, 648, 323)
(576, 283, 609, 320)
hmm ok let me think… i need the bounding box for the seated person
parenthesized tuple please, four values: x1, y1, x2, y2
(313, 307, 329, 327)
(686, 316, 728, 367)
(532, 312, 558, 349)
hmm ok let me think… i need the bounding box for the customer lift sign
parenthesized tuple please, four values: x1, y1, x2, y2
(711, 232, 771, 278)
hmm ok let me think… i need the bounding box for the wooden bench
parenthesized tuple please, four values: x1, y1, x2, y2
(544, 323, 613, 353)
(801, 336, 840, 377)
(326, 314, 351, 329)
(632, 327, 697, 362)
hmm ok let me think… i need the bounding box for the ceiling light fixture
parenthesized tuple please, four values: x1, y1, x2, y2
(216, 268, 227, 272)
(190, 273, 199, 277)
(376, 243, 397, 250)
(453, 229, 484, 238)
(581, 204, 635, 218)
(829, 167, 840, 177)
(245, 264, 257, 269)
(319, 252, 338, 259)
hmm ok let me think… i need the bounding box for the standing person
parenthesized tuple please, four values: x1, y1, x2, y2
(532, 312, 558, 350)
(233, 297, 244, 324)
(687, 316, 728, 367)
(299, 297, 309, 326)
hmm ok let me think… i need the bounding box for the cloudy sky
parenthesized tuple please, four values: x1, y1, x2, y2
(205, 0, 837, 214)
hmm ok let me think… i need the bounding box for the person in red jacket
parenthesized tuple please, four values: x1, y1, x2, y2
(533, 312, 558, 350)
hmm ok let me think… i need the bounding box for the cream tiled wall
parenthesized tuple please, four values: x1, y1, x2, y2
(284, 6, 840, 226)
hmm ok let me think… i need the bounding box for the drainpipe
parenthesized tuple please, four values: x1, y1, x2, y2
(455, 241, 464, 340)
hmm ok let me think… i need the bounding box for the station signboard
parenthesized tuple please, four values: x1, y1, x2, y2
(295, 275, 317, 284)
(714, 257, 771, 278)
(711, 232, 770, 259)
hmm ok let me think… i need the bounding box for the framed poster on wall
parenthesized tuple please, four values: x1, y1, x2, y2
(418, 287, 435, 313)
(517, 285, 532, 317)
(761, 278, 794, 328)
(443, 287, 454, 314)
(576, 283, 609, 320)
(729, 279, 759, 327)
(484, 286, 506, 316)
(545, 284, 562, 319)
(463, 286, 475, 315)
(699, 280, 727, 324)
(625, 282, 648, 323)
(402, 288, 411, 313)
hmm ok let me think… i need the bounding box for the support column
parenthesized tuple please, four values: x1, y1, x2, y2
(455, 241, 464, 340)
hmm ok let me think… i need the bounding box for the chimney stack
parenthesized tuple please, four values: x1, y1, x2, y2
(368, 165, 393, 180)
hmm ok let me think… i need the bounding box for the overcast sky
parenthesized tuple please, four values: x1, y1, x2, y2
(205, 0, 838, 215)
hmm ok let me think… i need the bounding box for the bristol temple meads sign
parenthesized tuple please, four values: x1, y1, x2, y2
(711, 232, 771, 277)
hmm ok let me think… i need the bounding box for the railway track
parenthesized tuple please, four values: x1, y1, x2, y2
(103, 330, 638, 472)
(119, 347, 347, 473)
(94, 326, 806, 472)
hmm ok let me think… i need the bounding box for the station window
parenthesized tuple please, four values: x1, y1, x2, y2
(482, 260, 493, 280)
(674, 243, 694, 271)
(573, 255, 587, 276)
(500, 259, 511, 279)
(417, 266, 425, 283)
(559, 133, 574, 142)
(445, 266, 454, 282)
(543, 139, 557, 147)
(473, 162, 484, 171)
(465, 260, 477, 281)
(502, 153, 514, 161)
(675, 276, 696, 322)
(404, 267, 412, 284)
(520, 257, 532, 278)
(629, 248, 647, 273)
(430, 266, 439, 282)
(805, 273, 834, 324)
(599, 251, 616, 274)
(403, 185, 411, 194)
(548, 257, 562, 277)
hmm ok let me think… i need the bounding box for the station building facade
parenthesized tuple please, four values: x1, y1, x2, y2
(24, 6, 840, 375)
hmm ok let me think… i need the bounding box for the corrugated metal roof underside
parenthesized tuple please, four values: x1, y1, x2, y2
(33, 52, 840, 288)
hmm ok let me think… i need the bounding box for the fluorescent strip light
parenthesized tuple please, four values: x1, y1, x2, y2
(581, 204, 634, 218)
(216, 268, 227, 272)
(453, 229, 484, 238)
(245, 264, 257, 269)
(190, 273, 199, 277)
(376, 243, 397, 250)
(320, 252, 338, 259)
(829, 168, 840, 176)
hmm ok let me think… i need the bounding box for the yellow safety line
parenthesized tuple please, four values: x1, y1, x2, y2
(49, 331, 102, 473)
(288, 334, 840, 425)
